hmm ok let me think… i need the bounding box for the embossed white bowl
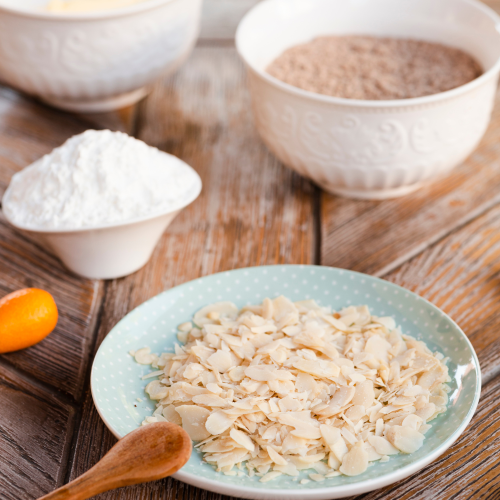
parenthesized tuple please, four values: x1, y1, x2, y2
(0, 0, 202, 112)
(236, 0, 500, 199)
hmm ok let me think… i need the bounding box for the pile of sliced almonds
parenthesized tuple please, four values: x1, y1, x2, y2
(133, 297, 449, 483)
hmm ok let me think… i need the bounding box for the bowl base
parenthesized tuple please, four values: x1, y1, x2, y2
(40, 87, 149, 113)
(323, 182, 424, 200)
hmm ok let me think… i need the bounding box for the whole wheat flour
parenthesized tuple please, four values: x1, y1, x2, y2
(267, 36, 482, 100)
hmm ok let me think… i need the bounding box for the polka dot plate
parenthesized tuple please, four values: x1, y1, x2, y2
(91, 265, 480, 499)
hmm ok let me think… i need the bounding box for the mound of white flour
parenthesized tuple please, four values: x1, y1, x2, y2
(2, 130, 201, 230)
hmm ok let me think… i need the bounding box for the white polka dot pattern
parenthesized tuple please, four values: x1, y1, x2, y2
(91, 265, 480, 493)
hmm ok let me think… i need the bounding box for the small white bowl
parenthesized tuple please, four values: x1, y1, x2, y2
(2, 178, 202, 280)
(0, 0, 202, 112)
(236, 0, 500, 199)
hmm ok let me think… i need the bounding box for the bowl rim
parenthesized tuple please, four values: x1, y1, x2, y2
(235, 0, 500, 108)
(1, 171, 202, 235)
(91, 264, 482, 500)
(0, 0, 181, 20)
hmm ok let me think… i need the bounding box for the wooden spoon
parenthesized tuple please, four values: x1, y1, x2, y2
(38, 422, 192, 500)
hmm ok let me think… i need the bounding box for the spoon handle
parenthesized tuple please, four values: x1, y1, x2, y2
(38, 459, 182, 500)
(38, 468, 107, 500)
(37, 422, 191, 500)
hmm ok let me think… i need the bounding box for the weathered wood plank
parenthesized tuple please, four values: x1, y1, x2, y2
(384, 203, 500, 384)
(68, 45, 315, 498)
(135, 45, 314, 280)
(75, 104, 139, 134)
(350, 375, 500, 500)
(0, 362, 76, 500)
(0, 217, 104, 399)
(320, 69, 500, 278)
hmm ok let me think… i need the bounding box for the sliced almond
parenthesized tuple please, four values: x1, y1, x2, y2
(339, 442, 369, 476)
(230, 428, 255, 452)
(205, 411, 237, 435)
(386, 425, 425, 454)
(175, 405, 211, 441)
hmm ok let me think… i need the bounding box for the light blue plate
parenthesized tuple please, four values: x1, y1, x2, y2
(91, 265, 480, 499)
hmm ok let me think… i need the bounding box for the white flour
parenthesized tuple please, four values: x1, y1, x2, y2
(2, 129, 201, 230)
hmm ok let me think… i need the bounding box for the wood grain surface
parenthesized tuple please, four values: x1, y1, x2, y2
(320, 84, 500, 277)
(0, 216, 104, 398)
(0, 362, 76, 500)
(386, 203, 500, 384)
(1, 1, 500, 499)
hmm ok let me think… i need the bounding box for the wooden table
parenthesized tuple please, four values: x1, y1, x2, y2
(1, 1, 500, 499)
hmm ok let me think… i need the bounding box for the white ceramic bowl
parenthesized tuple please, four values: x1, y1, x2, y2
(236, 0, 500, 199)
(0, 0, 202, 112)
(2, 178, 202, 280)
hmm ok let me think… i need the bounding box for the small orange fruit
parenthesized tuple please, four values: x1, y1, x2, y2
(0, 288, 58, 354)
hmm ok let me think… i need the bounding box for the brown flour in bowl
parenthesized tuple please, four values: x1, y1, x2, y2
(267, 36, 482, 100)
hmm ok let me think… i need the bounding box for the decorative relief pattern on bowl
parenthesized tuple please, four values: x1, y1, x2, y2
(250, 75, 495, 195)
(0, 18, 190, 77)
(299, 112, 407, 165)
(0, 0, 201, 103)
(409, 102, 489, 154)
